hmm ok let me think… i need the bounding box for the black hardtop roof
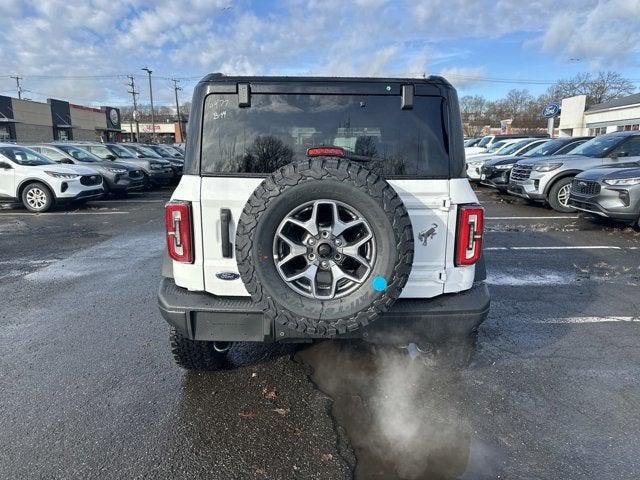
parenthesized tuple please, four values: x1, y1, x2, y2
(198, 73, 453, 87)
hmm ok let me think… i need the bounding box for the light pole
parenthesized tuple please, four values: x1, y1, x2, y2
(142, 67, 156, 143)
(171, 79, 184, 143)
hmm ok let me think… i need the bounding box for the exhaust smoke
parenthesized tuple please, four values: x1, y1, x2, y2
(297, 341, 478, 479)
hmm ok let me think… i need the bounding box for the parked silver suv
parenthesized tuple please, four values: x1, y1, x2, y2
(508, 132, 640, 212)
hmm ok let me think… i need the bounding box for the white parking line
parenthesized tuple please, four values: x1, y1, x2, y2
(486, 216, 580, 220)
(535, 316, 638, 324)
(0, 211, 129, 216)
(485, 246, 622, 251)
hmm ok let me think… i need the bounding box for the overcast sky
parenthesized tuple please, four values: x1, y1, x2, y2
(0, 0, 639, 108)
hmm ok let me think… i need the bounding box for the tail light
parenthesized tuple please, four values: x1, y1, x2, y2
(455, 204, 484, 266)
(306, 146, 345, 157)
(165, 201, 193, 263)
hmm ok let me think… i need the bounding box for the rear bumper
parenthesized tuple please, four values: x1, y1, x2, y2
(158, 278, 491, 344)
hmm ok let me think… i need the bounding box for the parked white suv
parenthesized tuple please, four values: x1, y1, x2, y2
(157, 75, 490, 370)
(466, 138, 548, 181)
(0, 144, 104, 212)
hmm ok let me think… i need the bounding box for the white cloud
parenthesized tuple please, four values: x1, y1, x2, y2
(438, 66, 487, 88)
(540, 0, 640, 68)
(0, 0, 637, 106)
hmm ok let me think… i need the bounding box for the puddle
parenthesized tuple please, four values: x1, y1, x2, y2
(296, 341, 502, 479)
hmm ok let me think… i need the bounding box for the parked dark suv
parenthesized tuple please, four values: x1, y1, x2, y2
(77, 142, 174, 188)
(27, 143, 145, 195)
(157, 75, 489, 370)
(480, 136, 592, 191)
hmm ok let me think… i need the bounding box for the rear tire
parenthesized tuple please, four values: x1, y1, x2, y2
(235, 158, 414, 336)
(21, 182, 53, 213)
(548, 177, 576, 213)
(169, 327, 229, 371)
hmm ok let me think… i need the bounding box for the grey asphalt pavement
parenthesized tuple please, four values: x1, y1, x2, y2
(1, 185, 639, 479)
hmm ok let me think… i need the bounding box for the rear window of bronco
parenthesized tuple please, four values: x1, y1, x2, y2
(201, 93, 450, 178)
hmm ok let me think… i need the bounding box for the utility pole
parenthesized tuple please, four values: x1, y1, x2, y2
(126, 75, 140, 142)
(10, 76, 22, 100)
(141, 67, 156, 143)
(171, 79, 184, 143)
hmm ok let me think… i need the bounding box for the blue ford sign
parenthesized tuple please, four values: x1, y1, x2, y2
(542, 103, 560, 118)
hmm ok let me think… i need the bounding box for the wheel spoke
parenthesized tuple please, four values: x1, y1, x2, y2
(341, 232, 373, 266)
(284, 263, 318, 286)
(285, 201, 319, 236)
(276, 232, 307, 267)
(330, 202, 365, 236)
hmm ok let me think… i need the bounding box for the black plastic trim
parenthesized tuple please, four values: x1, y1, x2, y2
(158, 277, 490, 343)
(220, 208, 232, 258)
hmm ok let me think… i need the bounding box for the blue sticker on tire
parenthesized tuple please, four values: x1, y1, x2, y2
(372, 276, 387, 292)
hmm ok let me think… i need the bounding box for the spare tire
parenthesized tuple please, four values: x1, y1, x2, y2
(235, 158, 413, 335)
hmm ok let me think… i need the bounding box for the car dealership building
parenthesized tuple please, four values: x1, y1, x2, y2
(559, 93, 640, 137)
(0, 95, 122, 143)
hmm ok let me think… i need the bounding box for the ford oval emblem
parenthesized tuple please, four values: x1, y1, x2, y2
(215, 271, 240, 281)
(542, 103, 560, 118)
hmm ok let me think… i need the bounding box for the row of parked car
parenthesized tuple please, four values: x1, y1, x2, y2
(0, 142, 185, 212)
(464, 132, 640, 226)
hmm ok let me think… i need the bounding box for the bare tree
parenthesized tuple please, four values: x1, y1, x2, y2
(548, 71, 636, 105)
(502, 89, 534, 119)
(459, 95, 489, 136)
(242, 136, 294, 173)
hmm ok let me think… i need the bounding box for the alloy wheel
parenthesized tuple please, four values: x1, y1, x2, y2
(25, 187, 48, 211)
(557, 184, 571, 207)
(273, 199, 376, 299)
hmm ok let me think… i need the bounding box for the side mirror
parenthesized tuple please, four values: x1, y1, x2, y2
(106, 154, 116, 160)
(60, 158, 74, 164)
(0, 161, 12, 169)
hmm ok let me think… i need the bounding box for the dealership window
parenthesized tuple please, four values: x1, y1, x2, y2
(588, 127, 607, 136)
(0, 125, 10, 142)
(618, 124, 640, 132)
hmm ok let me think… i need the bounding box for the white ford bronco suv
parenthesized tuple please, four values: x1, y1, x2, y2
(158, 75, 489, 369)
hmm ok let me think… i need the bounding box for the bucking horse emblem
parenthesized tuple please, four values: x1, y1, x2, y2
(418, 223, 438, 246)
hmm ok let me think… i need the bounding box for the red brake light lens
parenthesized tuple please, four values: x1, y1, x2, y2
(306, 146, 345, 157)
(455, 204, 484, 266)
(165, 201, 193, 263)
